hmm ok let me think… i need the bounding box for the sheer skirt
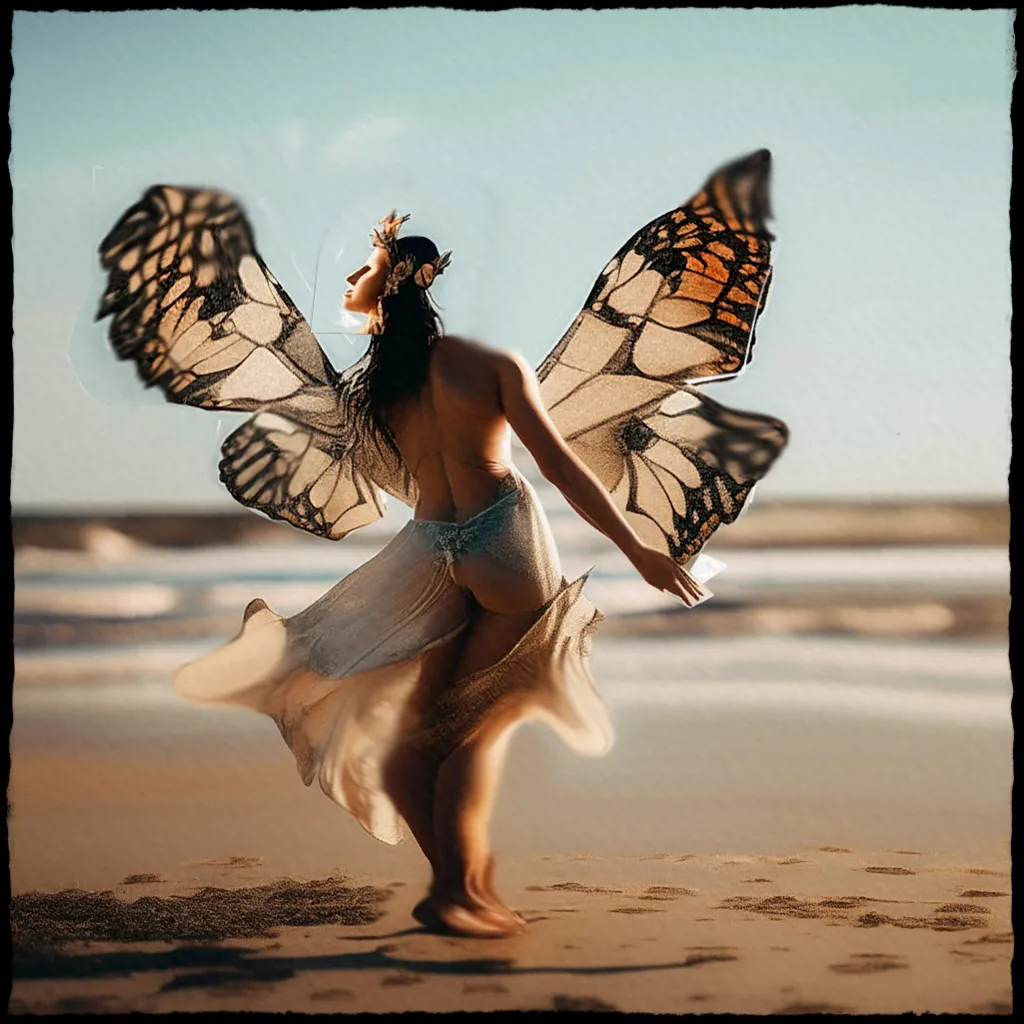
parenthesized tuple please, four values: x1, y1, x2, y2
(175, 467, 613, 845)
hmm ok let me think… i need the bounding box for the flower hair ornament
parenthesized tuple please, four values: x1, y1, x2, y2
(365, 210, 452, 333)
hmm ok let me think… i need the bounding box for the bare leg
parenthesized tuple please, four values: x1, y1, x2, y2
(380, 635, 470, 873)
(432, 723, 524, 936)
(428, 605, 542, 938)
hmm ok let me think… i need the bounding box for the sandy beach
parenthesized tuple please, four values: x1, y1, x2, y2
(9, 848, 1013, 1015)
(9, 632, 1012, 1015)
(10, 496, 1011, 1014)
(12, 0, 1012, 1011)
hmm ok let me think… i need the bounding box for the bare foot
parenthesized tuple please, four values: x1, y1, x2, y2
(414, 892, 524, 938)
(411, 896, 442, 931)
(434, 898, 525, 938)
(481, 856, 526, 926)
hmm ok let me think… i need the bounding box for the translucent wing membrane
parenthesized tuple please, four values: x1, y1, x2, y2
(538, 149, 774, 405)
(96, 185, 416, 539)
(538, 150, 788, 564)
(220, 413, 386, 540)
(615, 389, 787, 561)
(96, 185, 334, 411)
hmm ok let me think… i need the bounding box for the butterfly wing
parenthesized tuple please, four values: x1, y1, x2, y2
(216, 354, 419, 540)
(539, 148, 774, 404)
(539, 150, 787, 564)
(96, 186, 416, 539)
(583, 387, 788, 563)
(218, 411, 387, 541)
(97, 185, 335, 411)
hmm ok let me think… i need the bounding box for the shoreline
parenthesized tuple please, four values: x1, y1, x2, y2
(11, 498, 1010, 551)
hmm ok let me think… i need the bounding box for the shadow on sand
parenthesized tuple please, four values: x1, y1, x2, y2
(14, 942, 736, 993)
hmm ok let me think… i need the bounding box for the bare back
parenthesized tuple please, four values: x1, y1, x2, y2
(386, 335, 514, 524)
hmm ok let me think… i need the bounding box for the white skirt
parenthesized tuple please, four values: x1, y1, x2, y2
(175, 467, 614, 846)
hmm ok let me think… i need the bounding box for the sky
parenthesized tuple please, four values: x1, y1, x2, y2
(11, 8, 1013, 511)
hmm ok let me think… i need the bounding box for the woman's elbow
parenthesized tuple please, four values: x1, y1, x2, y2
(537, 456, 572, 489)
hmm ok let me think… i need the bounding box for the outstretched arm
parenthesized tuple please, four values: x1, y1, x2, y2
(497, 352, 703, 605)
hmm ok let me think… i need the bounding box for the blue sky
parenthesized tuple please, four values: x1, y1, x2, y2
(12, 8, 1012, 509)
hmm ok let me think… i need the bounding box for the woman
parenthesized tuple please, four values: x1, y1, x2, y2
(96, 153, 785, 940)
(333, 220, 702, 936)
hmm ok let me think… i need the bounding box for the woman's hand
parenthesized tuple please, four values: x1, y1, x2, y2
(629, 543, 705, 607)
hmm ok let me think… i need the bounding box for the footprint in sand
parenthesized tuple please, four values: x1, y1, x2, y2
(209, 981, 279, 997)
(863, 866, 916, 876)
(380, 973, 425, 987)
(310, 989, 354, 1001)
(527, 882, 624, 894)
(720, 894, 876, 920)
(959, 889, 1009, 898)
(773, 1002, 853, 1015)
(964, 932, 1013, 945)
(830, 953, 908, 974)
(188, 856, 264, 869)
(551, 995, 619, 1012)
(817, 847, 853, 854)
(610, 907, 665, 914)
(464, 982, 509, 995)
(856, 909, 989, 931)
(120, 873, 164, 885)
(682, 952, 739, 966)
(639, 885, 697, 900)
(639, 853, 699, 862)
(51, 996, 119, 1013)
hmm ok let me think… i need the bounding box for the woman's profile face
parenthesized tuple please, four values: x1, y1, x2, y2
(343, 245, 390, 315)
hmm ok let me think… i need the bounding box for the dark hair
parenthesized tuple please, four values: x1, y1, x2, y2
(341, 235, 445, 461)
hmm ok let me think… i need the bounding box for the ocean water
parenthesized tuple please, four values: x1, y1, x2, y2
(13, 496, 1012, 738)
(11, 503, 1012, 866)
(15, 474, 1009, 646)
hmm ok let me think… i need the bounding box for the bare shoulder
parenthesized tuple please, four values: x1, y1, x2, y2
(436, 334, 529, 375)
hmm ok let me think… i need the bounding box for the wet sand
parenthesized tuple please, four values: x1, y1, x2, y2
(8, 636, 1012, 1014)
(9, 849, 1012, 1015)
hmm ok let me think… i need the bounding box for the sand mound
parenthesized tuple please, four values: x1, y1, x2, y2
(12, 877, 390, 950)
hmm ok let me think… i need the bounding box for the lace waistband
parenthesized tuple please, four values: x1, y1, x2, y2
(410, 470, 523, 558)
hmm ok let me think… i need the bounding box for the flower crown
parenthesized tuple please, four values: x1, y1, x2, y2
(371, 210, 452, 298)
